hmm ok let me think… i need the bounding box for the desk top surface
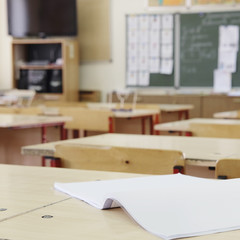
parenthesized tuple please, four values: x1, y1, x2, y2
(87, 102, 194, 112)
(0, 113, 71, 128)
(21, 133, 240, 165)
(43, 103, 193, 116)
(214, 110, 240, 119)
(154, 118, 240, 132)
(1, 164, 240, 240)
(158, 104, 193, 111)
(111, 108, 159, 118)
(0, 164, 141, 222)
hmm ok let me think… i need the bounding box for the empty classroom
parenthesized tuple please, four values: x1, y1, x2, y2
(1, 1, 240, 239)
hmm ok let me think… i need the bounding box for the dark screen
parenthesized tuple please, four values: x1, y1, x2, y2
(7, 0, 77, 37)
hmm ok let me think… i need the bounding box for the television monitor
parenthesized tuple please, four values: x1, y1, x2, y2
(7, 0, 78, 38)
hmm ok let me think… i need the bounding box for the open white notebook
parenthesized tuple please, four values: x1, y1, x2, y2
(55, 174, 240, 240)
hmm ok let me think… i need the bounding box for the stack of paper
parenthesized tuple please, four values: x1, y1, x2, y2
(55, 174, 240, 239)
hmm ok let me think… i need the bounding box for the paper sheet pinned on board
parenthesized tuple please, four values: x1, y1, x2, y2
(219, 25, 239, 52)
(218, 50, 237, 73)
(149, 15, 161, 30)
(127, 72, 138, 86)
(149, 58, 160, 73)
(138, 71, 150, 86)
(160, 59, 173, 74)
(213, 69, 232, 93)
(55, 174, 240, 240)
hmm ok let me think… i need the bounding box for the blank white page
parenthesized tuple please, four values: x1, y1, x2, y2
(55, 174, 240, 239)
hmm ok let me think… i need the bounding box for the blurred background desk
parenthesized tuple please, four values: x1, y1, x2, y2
(154, 118, 240, 138)
(0, 113, 71, 165)
(213, 110, 240, 119)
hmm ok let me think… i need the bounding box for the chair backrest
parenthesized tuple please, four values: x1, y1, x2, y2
(54, 143, 185, 174)
(0, 106, 42, 115)
(17, 107, 43, 115)
(59, 107, 113, 132)
(215, 158, 240, 179)
(190, 122, 240, 138)
(0, 106, 17, 113)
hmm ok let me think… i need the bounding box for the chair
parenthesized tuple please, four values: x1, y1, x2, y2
(189, 122, 240, 138)
(0, 106, 42, 115)
(215, 158, 240, 179)
(54, 143, 185, 175)
(59, 107, 114, 137)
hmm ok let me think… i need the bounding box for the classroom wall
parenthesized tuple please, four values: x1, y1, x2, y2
(1, 0, 240, 100)
(0, 0, 12, 89)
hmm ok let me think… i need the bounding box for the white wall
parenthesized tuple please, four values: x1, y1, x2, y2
(0, 0, 12, 89)
(79, 0, 148, 100)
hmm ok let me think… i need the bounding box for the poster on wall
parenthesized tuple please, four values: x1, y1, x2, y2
(126, 14, 174, 87)
(148, 0, 185, 6)
(149, 0, 238, 6)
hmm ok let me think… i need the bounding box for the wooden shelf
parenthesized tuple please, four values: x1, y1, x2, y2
(11, 38, 79, 102)
(20, 65, 62, 70)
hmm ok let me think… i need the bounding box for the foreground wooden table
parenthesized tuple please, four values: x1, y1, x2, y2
(21, 133, 240, 168)
(1, 164, 240, 240)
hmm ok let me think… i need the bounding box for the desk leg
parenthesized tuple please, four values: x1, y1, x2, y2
(178, 110, 189, 120)
(73, 130, 79, 138)
(41, 126, 47, 143)
(141, 118, 146, 134)
(185, 131, 192, 136)
(42, 157, 61, 167)
(149, 116, 154, 135)
(153, 114, 160, 135)
(60, 125, 67, 140)
(109, 117, 114, 133)
(41, 158, 46, 166)
(50, 157, 61, 167)
(41, 126, 47, 167)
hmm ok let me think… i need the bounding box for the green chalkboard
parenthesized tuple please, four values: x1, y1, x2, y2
(149, 71, 174, 87)
(180, 11, 240, 87)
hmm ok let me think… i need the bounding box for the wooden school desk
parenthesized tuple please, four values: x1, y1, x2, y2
(21, 133, 240, 178)
(87, 102, 193, 120)
(0, 164, 142, 228)
(158, 104, 193, 120)
(213, 110, 240, 119)
(44, 102, 193, 134)
(87, 102, 193, 118)
(43, 104, 159, 135)
(110, 108, 159, 134)
(0, 113, 71, 165)
(154, 118, 240, 136)
(1, 164, 240, 240)
(0, 113, 71, 142)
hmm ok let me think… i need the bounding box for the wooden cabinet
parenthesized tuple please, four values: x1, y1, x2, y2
(134, 93, 240, 118)
(11, 38, 79, 102)
(202, 95, 240, 117)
